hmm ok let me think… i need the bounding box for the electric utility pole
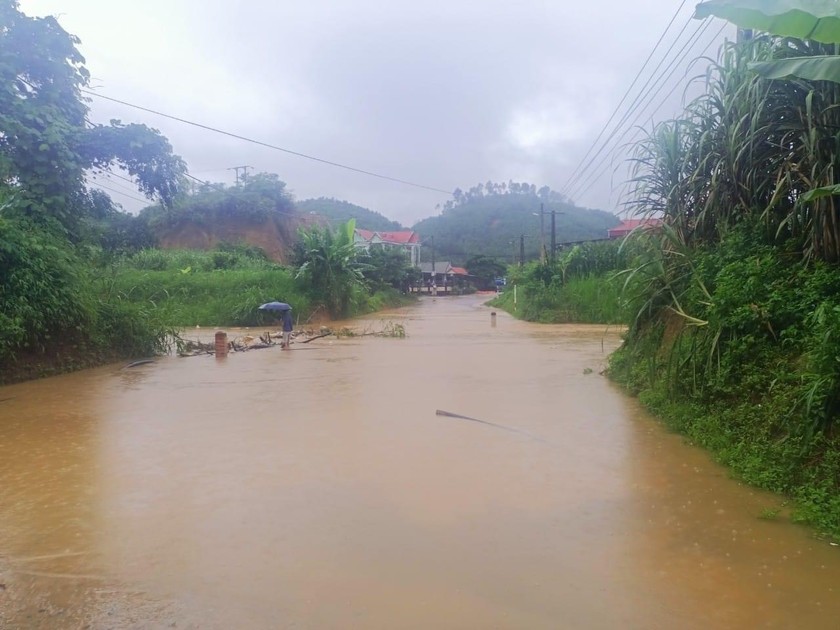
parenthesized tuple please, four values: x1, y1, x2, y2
(228, 165, 252, 185)
(539, 203, 545, 262)
(519, 234, 525, 267)
(430, 236, 436, 295)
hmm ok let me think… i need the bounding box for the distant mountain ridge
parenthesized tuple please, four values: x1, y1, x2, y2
(146, 182, 617, 266)
(411, 193, 620, 265)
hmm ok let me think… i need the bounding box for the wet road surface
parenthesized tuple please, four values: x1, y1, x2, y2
(1, 295, 840, 628)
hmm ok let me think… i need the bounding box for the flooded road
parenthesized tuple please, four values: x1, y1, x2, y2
(2, 294, 840, 629)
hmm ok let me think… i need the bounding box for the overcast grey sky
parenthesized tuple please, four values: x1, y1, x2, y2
(22, 0, 732, 225)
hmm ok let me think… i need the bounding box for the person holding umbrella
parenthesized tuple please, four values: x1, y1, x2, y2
(258, 302, 293, 349)
(281, 308, 293, 349)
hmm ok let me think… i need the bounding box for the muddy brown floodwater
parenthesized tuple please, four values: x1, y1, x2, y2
(2, 295, 840, 629)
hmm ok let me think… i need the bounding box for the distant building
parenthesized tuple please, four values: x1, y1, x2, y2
(419, 261, 453, 287)
(607, 218, 663, 240)
(354, 229, 421, 266)
(417, 262, 474, 294)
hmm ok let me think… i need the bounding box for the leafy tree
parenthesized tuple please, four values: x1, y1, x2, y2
(0, 0, 185, 237)
(0, 1, 184, 377)
(363, 245, 420, 292)
(0, 215, 89, 360)
(465, 255, 507, 290)
(442, 180, 561, 211)
(142, 171, 296, 229)
(296, 219, 369, 317)
(92, 206, 158, 256)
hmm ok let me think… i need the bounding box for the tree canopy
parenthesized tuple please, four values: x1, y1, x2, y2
(413, 183, 619, 264)
(0, 1, 186, 370)
(444, 180, 569, 212)
(0, 0, 185, 236)
(296, 197, 403, 232)
(142, 172, 296, 229)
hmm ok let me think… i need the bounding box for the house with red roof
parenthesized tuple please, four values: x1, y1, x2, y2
(354, 229, 422, 266)
(607, 218, 663, 240)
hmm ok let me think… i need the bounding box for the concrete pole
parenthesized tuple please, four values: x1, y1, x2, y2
(539, 203, 545, 262)
(215, 331, 228, 357)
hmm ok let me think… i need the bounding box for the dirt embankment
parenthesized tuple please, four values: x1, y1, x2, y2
(156, 213, 317, 262)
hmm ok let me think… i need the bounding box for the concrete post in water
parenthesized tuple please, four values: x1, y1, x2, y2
(215, 331, 228, 358)
(491, 312, 497, 328)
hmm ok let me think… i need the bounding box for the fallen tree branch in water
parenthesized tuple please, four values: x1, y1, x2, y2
(301, 331, 332, 344)
(123, 359, 155, 368)
(173, 321, 407, 356)
(435, 409, 546, 442)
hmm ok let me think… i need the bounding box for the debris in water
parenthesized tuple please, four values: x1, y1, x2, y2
(435, 409, 545, 442)
(123, 359, 155, 369)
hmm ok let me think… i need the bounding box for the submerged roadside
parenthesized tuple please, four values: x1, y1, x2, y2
(490, 242, 840, 540)
(0, 288, 414, 387)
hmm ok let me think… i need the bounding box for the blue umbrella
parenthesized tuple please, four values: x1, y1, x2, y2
(259, 301, 292, 312)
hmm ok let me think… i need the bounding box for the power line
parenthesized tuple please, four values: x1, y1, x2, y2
(563, 16, 705, 200)
(576, 24, 727, 205)
(566, 18, 714, 201)
(565, 18, 717, 202)
(80, 89, 453, 195)
(563, 18, 704, 202)
(566, 19, 723, 203)
(560, 0, 691, 196)
(99, 169, 134, 185)
(91, 172, 138, 195)
(91, 182, 149, 204)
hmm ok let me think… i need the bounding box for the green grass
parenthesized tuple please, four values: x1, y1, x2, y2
(105, 267, 309, 327)
(489, 273, 626, 324)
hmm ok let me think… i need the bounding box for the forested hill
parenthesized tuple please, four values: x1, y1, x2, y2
(297, 198, 403, 231)
(412, 189, 620, 264)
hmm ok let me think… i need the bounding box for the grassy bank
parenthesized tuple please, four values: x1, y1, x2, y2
(0, 220, 175, 385)
(608, 230, 840, 538)
(489, 240, 630, 325)
(105, 266, 411, 328)
(490, 273, 625, 324)
(1, 244, 413, 385)
(487, 231, 840, 538)
(106, 248, 414, 328)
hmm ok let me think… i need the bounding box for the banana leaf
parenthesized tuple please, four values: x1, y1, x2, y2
(694, 0, 840, 43)
(696, 1, 840, 83)
(801, 183, 840, 202)
(750, 55, 840, 81)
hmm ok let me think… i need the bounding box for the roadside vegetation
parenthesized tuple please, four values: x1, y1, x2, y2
(105, 229, 414, 330)
(0, 2, 413, 385)
(0, 1, 186, 382)
(490, 4, 840, 537)
(611, 8, 840, 537)
(490, 240, 629, 324)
